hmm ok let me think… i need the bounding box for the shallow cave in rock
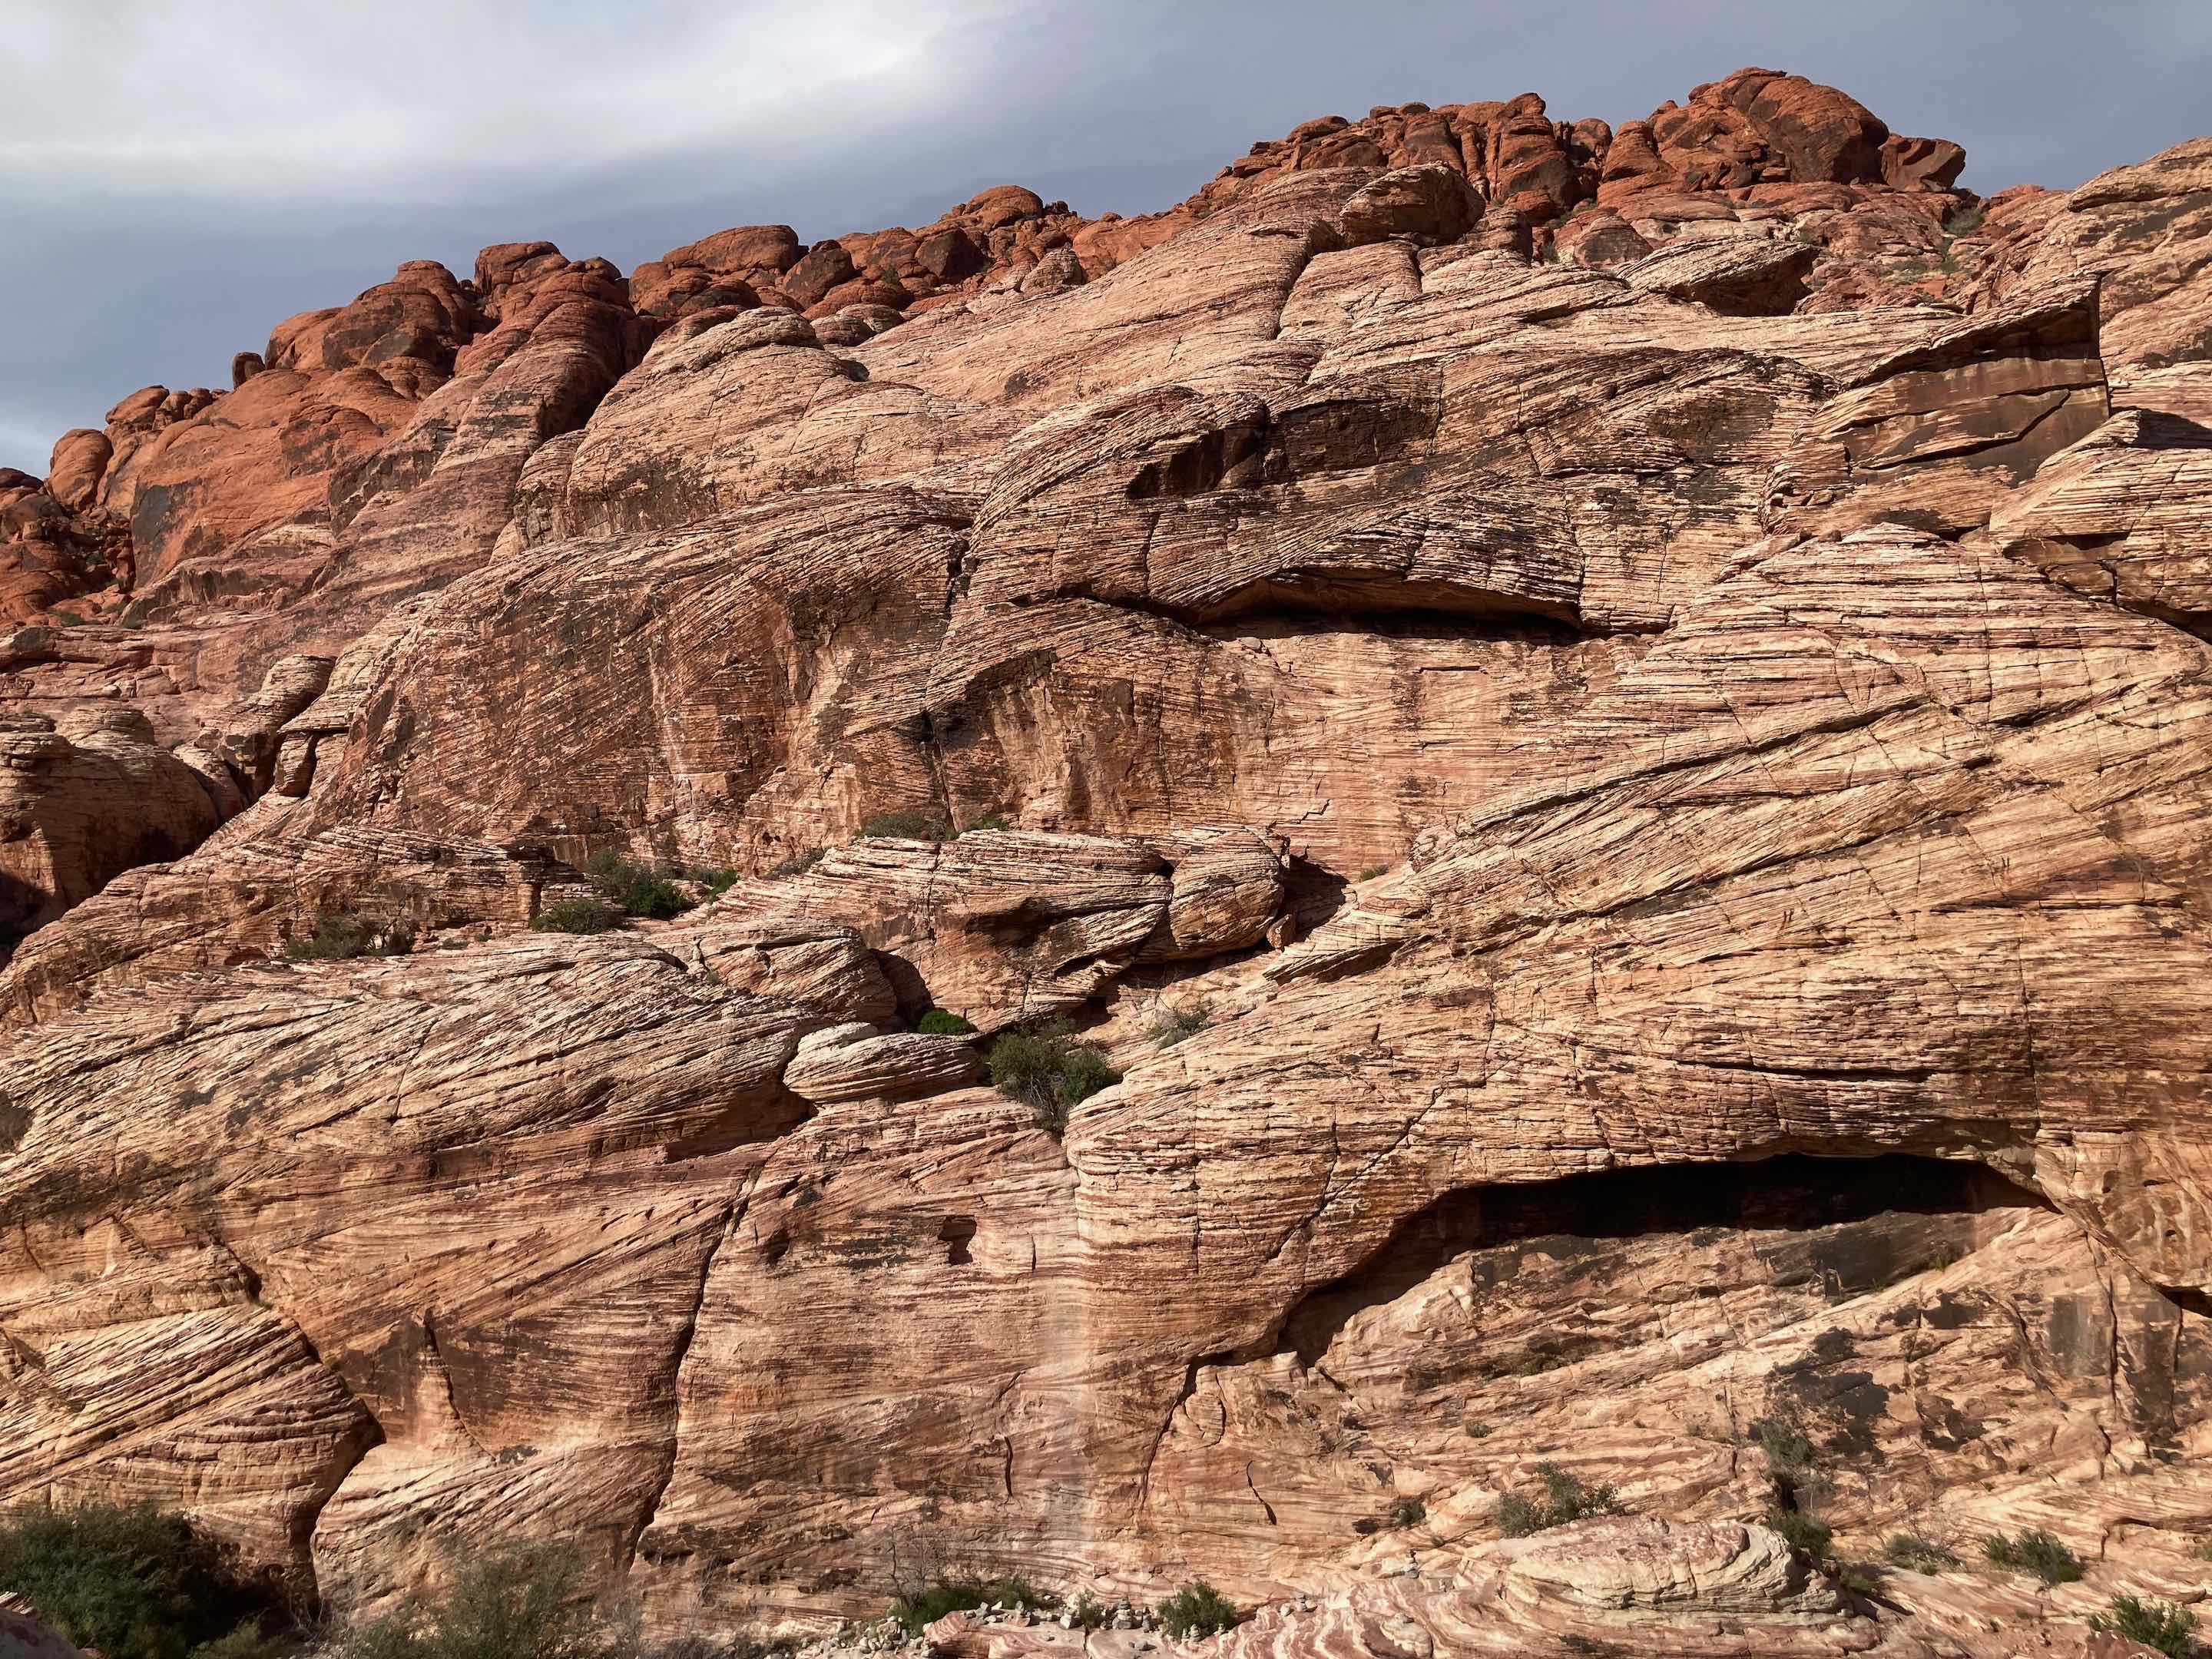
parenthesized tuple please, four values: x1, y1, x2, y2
(1279, 1153, 2048, 1366)
(1187, 578, 1591, 634)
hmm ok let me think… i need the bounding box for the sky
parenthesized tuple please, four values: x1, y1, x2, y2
(5, 0, 2210, 473)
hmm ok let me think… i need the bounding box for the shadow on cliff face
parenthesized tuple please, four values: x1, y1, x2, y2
(1278, 1153, 2047, 1366)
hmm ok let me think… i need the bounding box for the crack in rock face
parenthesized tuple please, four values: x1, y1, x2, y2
(4, 68, 2212, 1659)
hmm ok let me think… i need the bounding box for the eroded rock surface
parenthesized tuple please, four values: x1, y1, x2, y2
(2, 67, 2210, 1659)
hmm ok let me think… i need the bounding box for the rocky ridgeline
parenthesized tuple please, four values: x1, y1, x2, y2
(4, 65, 2212, 1659)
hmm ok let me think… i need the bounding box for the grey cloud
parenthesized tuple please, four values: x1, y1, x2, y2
(4, 0, 2207, 471)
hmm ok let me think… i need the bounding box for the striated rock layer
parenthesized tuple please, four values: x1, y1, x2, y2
(4, 68, 2212, 1659)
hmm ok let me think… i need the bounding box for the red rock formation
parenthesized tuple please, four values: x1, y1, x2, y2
(2, 69, 2210, 1659)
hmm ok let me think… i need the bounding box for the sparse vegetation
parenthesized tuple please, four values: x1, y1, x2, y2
(1982, 1528, 2084, 1586)
(51, 610, 86, 627)
(531, 849, 717, 933)
(884, 1577, 1047, 1639)
(1465, 1420, 1493, 1439)
(2089, 1595, 2197, 1659)
(0, 1502, 284, 1659)
(1495, 1462, 1626, 1537)
(1148, 1002, 1210, 1049)
(343, 1542, 605, 1659)
(916, 1008, 977, 1036)
(1839, 1565, 1881, 1598)
(1765, 1508, 1833, 1559)
(1751, 1418, 1816, 1471)
(586, 852, 694, 919)
(1358, 865, 1387, 880)
(1387, 1497, 1428, 1530)
(985, 1019, 1119, 1133)
(1943, 204, 1986, 237)
(530, 896, 624, 935)
(1157, 1582, 1241, 1641)
(1067, 1593, 1108, 1631)
(286, 911, 413, 960)
(859, 810, 951, 843)
(767, 848, 824, 878)
(964, 814, 1012, 833)
(1884, 1533, 1961, 1573)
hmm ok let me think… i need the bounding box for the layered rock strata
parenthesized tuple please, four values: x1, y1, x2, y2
(2, 68, 2210, 1659)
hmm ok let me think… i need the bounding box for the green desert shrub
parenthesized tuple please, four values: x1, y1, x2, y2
(1157, 1582, 1241, 1641)
(767, 848, 824, 878)
(343, 1543, 605, 1659)
(1495, 1462, 1624, 1537)
(286, 912, 413, 960)
(1148, 1002, 1210, 1049)
(0, 1502, 282, 1659)
(1883, 1532, 1960, 1573)
(1066, 1592, 1108, 1631)
(1751, 1418, 1815, 1471)
(682, 866, 740, 897)
(1982, 1528, 2084, 1585)
(2090, 1596, 2197, 1659)
(985, 1020, 1118, 1133)
(859, 811, 950, 843)
(915, 1009, 977, 1036)
(962, 814, 1012, 833)
(1387, 1497, 1427, 1530)
(885, 1577, 1045, 1639)
(530, 896, 624, 935)
(1765, 1508, 1833, 1559)
(585, 853, 694, 919)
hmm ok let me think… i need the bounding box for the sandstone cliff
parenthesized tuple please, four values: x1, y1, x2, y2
(2, 68, 2210, 1659)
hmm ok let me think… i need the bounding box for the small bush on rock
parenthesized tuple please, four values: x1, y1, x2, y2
(0, 1502, 282, 1659)
(1387, 1497, 1427, 1530)
(885, 1577, 1046, 1638)
(587, 852, 694, 919)
(1495, 1462, 1624, 1536)
(963, 814, 1012, 833)
(1751, 1418, 1815, 1471)
(767, 848, 824, 878)
(287, 912, 413, 960)
(1765, 1508, 1833, 1559)
(1157, 1582, 1240, 1641)
(1883, 1533, 1960, 1573)
(986, 1020, 1118, 1133)
(1982, 1528, 2083, 1585)
(859, 811, 950, 843)
(1067, 1593, 1108, 1631)
(1148, 1002, 1210, 1049)
(531, 896, 624, 935)
(343, 1542, 604, 1659)
(2091, 1595, 2197, 1659)
(916, 1009, 976, 1036)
